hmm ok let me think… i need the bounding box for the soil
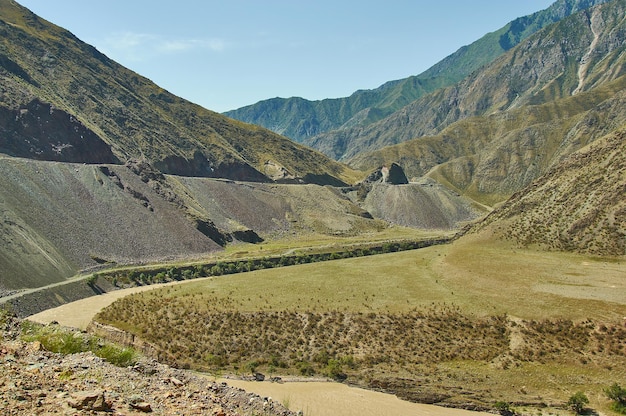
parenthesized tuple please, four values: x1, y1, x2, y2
(221, 378, 493, 416)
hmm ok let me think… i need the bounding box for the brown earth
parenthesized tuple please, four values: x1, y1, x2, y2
(0, 314, 295, 416)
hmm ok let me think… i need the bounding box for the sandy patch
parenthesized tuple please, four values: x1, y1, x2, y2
(221, 378, 491, 416)
(26, 283, 176, 329)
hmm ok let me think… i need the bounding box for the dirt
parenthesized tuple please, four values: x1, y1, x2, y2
(221, 378, 492, 416)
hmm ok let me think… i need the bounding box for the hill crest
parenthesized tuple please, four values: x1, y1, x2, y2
(0, 0, 355, 185)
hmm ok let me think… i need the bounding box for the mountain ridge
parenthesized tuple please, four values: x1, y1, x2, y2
(0, 0, 356, 186)
(342, 0, 626, 206)
(224, 0, 611, 145)
(470, 124, 626, 256)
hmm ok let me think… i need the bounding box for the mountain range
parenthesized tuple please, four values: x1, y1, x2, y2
(224, 0, 612, 148)
(0, 0, 625, 293)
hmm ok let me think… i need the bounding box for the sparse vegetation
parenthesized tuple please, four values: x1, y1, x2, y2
(20, 321, 137, 367)
(94, 275, 626, 410)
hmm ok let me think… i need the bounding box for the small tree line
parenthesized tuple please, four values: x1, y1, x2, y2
(95, 238, 450, 288)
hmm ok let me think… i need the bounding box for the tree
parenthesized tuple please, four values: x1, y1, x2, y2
(567, 391, 589, 414)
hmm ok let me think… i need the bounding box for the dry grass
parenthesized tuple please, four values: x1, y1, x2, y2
(94, 230, 626, 413)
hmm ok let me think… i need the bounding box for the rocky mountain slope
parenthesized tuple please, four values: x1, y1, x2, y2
(0, 156, 481, 292)
(320, 0, 626, 163)
(0, 157, 384, 291)
(472, 124, 626, 256)
(347, 0, 626, 205)
(0, 313, 295, 415)
(224, 0, 609, 144)
(0, 0, 355, 185)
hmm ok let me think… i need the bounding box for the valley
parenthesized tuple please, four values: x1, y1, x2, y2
(1, 0, 626, 415)
(27, 232, 626, 415)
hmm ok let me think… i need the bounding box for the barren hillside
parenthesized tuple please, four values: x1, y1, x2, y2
(473, 125, 626, 255)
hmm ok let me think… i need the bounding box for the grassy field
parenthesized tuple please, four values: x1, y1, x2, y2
(94, 230, 626, 414)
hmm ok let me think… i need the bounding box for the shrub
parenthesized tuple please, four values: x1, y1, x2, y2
(297, 361, 315, 376)
(324, 359, 347, 381)
(606, 383, 626, 405)
(494, 401, 513, 416)
(95, 343, 137, 367)
(567, 391, 589, 414)
(605, 383, 626, 414)
(21, 323, 85, 354)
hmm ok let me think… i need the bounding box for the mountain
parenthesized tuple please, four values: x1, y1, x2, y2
(470, 125, 626, 256)
(347, 0, 626, 205)
(0, 0, 356, 186)
(224, 0, 610, 145)
(0, 0, 484, 293)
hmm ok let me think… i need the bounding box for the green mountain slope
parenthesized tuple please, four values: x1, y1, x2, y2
(0, 0, 356, 185)
(316, 0, 626, 162)
(224, 0, 609, 145)
(347, 0, 626, 205)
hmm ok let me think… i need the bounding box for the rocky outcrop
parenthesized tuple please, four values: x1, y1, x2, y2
(0, 315, 296, 415)
(88, 321, 158, 357)
(0, 99, 118, 164)
(362, 163, 409, 185)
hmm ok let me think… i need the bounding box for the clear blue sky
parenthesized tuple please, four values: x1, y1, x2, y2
(19, 1, 555, 113)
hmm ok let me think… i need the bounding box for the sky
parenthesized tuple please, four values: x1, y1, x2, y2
(18, 1, 555, 113)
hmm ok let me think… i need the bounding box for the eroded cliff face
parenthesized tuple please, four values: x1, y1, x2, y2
(0, 100, 118, 164)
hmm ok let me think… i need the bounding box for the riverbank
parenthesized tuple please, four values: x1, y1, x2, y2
(26, 281, 493, 416)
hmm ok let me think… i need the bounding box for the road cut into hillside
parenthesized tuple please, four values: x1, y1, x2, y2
(27, 282, 492, 416)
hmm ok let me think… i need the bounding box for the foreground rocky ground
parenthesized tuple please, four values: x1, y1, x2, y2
(0, 314, 295, 415)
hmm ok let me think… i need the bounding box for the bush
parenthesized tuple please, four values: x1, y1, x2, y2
(95, 344, 137, 367)
(567, 391, 589, 414)
(606, 383, 626, 404)
(324, 359, 347, 381)
(494, 401, 513, 416)
(605, 384, 626, 414)
(297, 361, 315, 376)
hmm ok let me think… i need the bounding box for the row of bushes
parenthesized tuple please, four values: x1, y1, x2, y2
(94, 238, 450, 288)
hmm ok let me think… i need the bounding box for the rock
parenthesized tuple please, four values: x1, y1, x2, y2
(68, 389, 111, 411)
(254, 372, 266, 381)
(0, 314, 296, 416)
(363, 163, 409, 185)
(169, 376, 184, 387)
(130, 401, 153, 412)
